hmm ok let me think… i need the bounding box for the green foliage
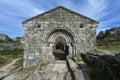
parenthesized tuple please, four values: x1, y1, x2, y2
(13, 58, 23, 70)
(0, 40, 21, 44)
(97, 45, 120, 52)
(0, 49, 23, 67)
(0, 55, 10, 67)
(97, 39, 120, 52)
(0, 49, 23, 58)
(0, 40, 5, 42)
(0, 56, 8, 65)
(97, 40, 104, 46)
(97, 39, 120, 46)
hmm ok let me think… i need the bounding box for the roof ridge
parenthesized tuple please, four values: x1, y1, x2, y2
(22, 6, 98, 23)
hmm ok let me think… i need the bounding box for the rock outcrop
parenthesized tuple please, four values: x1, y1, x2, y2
(82, 53, 120, 80)
(0, 34, 10, 41)
(0, 34, 23, 50)
(97, 27, 120, 40)
(0, 42, 23, 50)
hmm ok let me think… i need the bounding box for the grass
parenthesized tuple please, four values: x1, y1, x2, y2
(13, 58, 23, 70)
(0, 49, 23, 67)
(39, 62, 47, 71)
(0, 49, 23, 57)
(97, 45, 120, 52)
(0, 39, 21, 44)
(97, 40, 120, 52)
(0, 56, 10, 67)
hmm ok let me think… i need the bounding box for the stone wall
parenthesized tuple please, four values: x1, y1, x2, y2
(82, 53, 120, 79)
(22, 6, 98, 67)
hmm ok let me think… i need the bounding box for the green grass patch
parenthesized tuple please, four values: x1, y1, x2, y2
(39, 62, 47, 70)
(0, 56, 9, 67)
(0, 49, 23, 58)
(13, 58, 23, 70)
(97, 45, 120, 52)
(97, 39, 120, 52)
(0, 40, 21, 44)
(0, 49, 23, 67)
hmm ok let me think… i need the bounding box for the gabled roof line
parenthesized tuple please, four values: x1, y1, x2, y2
(22, 6, 99, 24)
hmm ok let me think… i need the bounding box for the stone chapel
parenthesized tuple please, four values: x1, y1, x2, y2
(22, 6, 98, 67)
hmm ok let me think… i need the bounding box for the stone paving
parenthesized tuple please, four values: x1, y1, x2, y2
(41, 61, 68, 80)
(26, 59, 90, 80)
(0, 58, 90, 80)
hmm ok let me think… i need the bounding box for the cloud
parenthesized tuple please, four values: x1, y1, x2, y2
(0, 0, 43, 38)
(0, 0, 120, 38)
(0, 0, 42, 15)
(80, 0, 120, 34)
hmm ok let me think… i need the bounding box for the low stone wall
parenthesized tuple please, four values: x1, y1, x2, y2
(81, 53, 120, 79)
(66, 58, 85, 80)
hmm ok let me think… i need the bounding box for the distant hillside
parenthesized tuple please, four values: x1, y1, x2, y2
(97, 27, 120, 52)
(0, 34, 23, 50)
(97, 27, 120, 40)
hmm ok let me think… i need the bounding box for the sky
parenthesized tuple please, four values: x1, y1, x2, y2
(0, 0, 120, 38)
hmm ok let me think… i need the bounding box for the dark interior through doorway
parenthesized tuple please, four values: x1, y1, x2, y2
(53, 37, 69, 60)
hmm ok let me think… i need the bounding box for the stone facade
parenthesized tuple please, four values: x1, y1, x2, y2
(22, 6, 98, 67)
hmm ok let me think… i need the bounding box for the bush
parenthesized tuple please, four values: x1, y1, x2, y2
(0, 49, 23, 58)
(0, 49, 23, 67)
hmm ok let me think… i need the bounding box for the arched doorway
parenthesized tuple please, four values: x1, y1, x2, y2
(47, 28, 75, 61)
(53, 37, 69, 60)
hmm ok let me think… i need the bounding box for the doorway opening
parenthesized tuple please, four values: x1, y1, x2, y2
(53, 37, 69, 60)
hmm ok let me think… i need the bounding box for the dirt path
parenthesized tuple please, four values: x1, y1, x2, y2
(0, 58, 20, 72)
(0, 58, 20, 79)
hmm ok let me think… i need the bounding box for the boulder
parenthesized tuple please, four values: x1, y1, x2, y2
(97, 27, 120, 40)
(0, 34, 10, 41)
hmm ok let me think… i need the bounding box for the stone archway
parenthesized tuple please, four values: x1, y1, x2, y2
(47, 29, 75, 61)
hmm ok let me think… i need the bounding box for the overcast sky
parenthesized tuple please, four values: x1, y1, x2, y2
(0, 0, 120, 38)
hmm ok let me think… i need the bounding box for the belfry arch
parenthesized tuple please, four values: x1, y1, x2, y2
(47, 29, 76, 61)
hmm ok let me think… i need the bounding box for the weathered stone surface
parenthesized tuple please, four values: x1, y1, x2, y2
(67, 58, 88, 80)
(0, 34, 9, 41)
(0, 42, 23, 50)
(66, 72, 72, 80)
(22, 6, 98, 67)
(82, 53, 120, 79)
(0, 34, 23, 50)
(115, 53, 120, 59)
(26, 61, 68, 80)
(97, 26, 120, 40)
(26, 59, 89, 80)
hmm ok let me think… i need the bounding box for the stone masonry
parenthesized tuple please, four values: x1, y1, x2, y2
(22, 6, 99, 68)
